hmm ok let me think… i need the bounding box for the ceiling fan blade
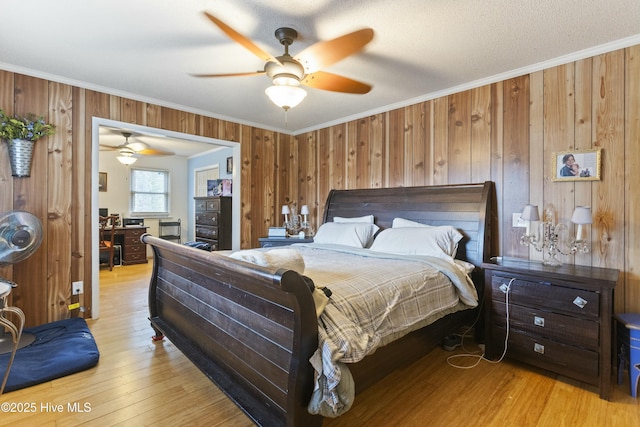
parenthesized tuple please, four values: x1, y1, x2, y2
(191, 70, 265, 78)
(302, 71, 372, 94)
(99, 144, 118, 151)
(295, 28, 374, 73)
(136, 148, 175, 156)
(203, 12, 282, 65)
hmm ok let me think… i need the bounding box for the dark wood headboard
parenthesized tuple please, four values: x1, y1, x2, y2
(322, 181, 495, 267)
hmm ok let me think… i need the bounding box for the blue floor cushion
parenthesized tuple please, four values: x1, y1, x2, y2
(0, 317, 99, 392)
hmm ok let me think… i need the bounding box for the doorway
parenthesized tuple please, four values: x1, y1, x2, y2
(91, 117, 241, 319)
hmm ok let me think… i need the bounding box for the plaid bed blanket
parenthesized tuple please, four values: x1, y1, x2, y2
(290, 243, 478, 417)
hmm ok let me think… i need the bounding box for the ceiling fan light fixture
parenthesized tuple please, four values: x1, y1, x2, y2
(117, 149, 137, 165)
(272, 74, 301, 87)
(265, 84, 307, 111)
(117, 155, 137, 165)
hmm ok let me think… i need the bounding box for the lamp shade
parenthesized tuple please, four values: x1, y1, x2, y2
(300, 205, 309, 215)
(281, 205, 290, 215)
(521, 204, 540, 221)
(571, 206, 592, 224)
(265, 85, 307, 110)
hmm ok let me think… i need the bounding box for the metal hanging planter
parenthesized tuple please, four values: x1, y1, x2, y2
(6, 139, 35, 178)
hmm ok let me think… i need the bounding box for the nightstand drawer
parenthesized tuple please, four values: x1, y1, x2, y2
(491, 275, 600, 318)
(497, 327, 599, 382)
(492, 303, 599, 349)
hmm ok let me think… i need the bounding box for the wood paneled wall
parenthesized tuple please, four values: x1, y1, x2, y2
(1, 44, 639, 326)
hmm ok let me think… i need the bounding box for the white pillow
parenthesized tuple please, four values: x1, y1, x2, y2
(313, 222, 380, 248)
(392, 217, 432, 228)
(333, 215, 374, 224)
(369, 226, 463, 260)
(454, 259, 476, 274)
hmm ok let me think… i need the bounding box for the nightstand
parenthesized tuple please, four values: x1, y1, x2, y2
(258, 237, 314, 248)
(483, 258, 619, 400)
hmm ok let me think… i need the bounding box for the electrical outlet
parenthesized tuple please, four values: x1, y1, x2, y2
(512, 212, 527, 228)
(72, 281, 83, 295)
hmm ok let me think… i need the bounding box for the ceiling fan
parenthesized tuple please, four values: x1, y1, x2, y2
(100, 132, 174, 165)
(193, 12, 374, 110)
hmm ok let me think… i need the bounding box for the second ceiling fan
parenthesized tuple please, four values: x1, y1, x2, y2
(193, 12, 375, 110)
(101, 132, 174, 165)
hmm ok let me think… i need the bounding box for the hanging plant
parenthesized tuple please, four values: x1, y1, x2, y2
(0, 109, 56, 142)
(0, 109, 56, 177)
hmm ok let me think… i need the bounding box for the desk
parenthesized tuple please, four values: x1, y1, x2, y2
(107, 226, 148, 265)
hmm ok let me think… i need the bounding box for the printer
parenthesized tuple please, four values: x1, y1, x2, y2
(123, 217, 144, 226)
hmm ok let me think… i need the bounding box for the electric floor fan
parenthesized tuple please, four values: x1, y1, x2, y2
(0, 210, 43, 394)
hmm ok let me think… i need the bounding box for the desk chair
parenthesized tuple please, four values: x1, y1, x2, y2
(99, 215, 117, 271)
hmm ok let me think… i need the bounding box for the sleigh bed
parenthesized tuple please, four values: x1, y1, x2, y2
(143, 181, 495, 426)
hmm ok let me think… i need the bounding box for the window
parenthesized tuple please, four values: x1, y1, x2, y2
(130, 168, 169, 216)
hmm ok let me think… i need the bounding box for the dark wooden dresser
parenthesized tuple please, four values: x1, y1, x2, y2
(483, 258, 619, 400)
(194, 196, 232, 251)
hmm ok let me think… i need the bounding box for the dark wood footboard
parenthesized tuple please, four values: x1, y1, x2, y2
(143, 235, 322, 427)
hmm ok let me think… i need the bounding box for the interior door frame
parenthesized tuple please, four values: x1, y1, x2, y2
(91, 117, 241, 319)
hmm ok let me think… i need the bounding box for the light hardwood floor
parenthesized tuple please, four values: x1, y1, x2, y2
(1, 262, 638, 426)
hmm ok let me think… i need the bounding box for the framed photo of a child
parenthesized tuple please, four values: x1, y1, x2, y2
(552, 148, 601, 181)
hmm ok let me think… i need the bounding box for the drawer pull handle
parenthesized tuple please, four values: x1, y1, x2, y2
(499, 283, 509, 294)
(573, 296, 587, 309)
(534, 343, 545, 354)
(534, 316, 545, 327)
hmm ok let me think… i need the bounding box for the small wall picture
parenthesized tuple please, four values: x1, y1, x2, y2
(98, 172, 108, 192)
(552, 148, 601, 181)
(226, 156, 233, 174)
(207, 179, 232, 196)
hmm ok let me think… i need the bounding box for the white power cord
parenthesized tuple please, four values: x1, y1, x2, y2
(446, 277, 515, 369)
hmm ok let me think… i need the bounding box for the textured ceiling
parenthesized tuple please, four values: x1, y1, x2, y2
(1, 0, 640, 136)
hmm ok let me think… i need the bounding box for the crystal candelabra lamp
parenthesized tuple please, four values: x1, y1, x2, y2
(519, 204, 592, 266)
(281, 204, 313, 237)
(300, 205, 314, 237)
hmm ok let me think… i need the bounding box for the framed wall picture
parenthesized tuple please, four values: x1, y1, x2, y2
(552, 148, 602, 181)
(98, 172, 108, 191)
(226, 156, 233, 174)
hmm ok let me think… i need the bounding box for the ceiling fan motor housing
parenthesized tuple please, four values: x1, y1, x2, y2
(274, 27, 297, 47)
(265, 56, 305, 85)
(264, 27, 306, 86)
